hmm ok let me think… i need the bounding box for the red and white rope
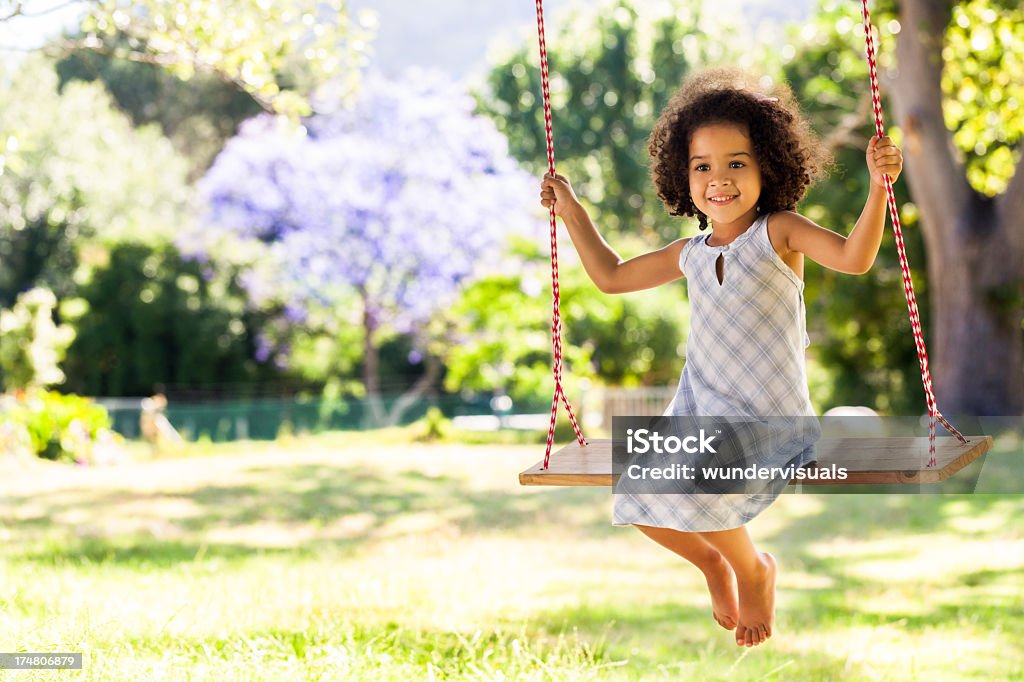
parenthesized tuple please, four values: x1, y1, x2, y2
(860, 0, 966, 465)
(536, 0, 587, 468)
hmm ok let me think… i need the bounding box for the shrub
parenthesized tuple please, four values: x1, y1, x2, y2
(412, 407, 451, 442)
(0, 288, 75, 391)
(0, 389, 121, 464)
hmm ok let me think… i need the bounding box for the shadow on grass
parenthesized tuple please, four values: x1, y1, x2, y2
(756, 491, 1024, 661)
(5, 451, 1023, 677)
(769, 492, 1024, 540)
(4, 453, 1023, 587)
(21, 537, 301, 567)
(1, 462, 614, 567)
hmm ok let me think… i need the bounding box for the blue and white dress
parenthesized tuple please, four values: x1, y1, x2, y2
(613, 213, 819, 532)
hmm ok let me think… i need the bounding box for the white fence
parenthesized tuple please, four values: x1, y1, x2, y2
(449, 386, 678, 432)
(589, 386, 677, 430)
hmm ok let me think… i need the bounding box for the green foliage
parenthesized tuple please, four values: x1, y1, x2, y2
(441, 271, 592, 406)
(478, 0, 974, 414)
(943, 0, 1024, 195)
(777, 2, 930, 414)
(858, 0, 1024, 195)
(281, 297, 364, 395)
(55, 33, 264, 175)
(0, 57, 192, 307)
(0, 389, 113, 462)
(477, 0, 737, 241)
(412, 407, 451, 442)
(77, 0, 373, 117)
(264, 292, 422, 401)
(0, 287, 75, 391)
(61, 242, 284, 397)
(441, 250, 687, 407)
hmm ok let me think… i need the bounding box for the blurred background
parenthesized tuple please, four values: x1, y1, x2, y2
(0, 0, 1021, 461)
(1, 3, 1023, 680)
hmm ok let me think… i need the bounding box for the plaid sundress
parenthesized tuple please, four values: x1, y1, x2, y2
(612, 213, 819, 532)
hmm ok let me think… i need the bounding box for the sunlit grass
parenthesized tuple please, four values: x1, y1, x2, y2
(1, 438, 1022, 680)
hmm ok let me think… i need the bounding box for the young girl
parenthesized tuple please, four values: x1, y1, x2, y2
(539, 68, 903, 648)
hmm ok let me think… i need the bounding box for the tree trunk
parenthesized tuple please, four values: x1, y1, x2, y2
(385, 353, 441, 427)
(361, 293, 386, 427)
(359, 292, 442, 428)
(887, 0, 1024, 416)
(927, 199, 1024, 415)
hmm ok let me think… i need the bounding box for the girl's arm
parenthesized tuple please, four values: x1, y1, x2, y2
(770, 136, 903, 275)
(541, 173, 687, 294)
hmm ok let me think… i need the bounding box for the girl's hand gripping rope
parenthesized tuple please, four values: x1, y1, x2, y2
(540, 173, 581, 218)
(867, 135, 903, 188)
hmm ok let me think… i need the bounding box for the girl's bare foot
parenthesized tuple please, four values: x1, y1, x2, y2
(734, 552, 777, 647)
(704, 553, 739, 630)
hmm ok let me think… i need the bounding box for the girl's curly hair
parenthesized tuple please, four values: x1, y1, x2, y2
(649, 68, 831, 230)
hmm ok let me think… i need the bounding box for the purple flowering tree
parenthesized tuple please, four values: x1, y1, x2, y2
(199, 71, 538, 425)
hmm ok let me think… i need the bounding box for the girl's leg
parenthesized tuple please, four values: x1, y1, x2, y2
(633, 524, 738, 630)
(698, 526, 777, 647)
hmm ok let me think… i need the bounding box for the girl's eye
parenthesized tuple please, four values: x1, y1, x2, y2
(694, 164, 710, 172)
(730, 161, 745, 169)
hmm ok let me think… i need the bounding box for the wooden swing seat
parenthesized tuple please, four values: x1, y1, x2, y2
(519, 435, 993, 486)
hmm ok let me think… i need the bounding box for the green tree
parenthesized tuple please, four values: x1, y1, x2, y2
(0, 2, 377, 400)
(0, 57, 191, 308)
(782, 0, 1023, 415)
(61, 242, 284, 396)
(479, 0, 1024, 416)
(1, 0, 373, 180)
(36, 0, 372, 117)
(54, 33, 264, 176)
(881, 0, 1024, 415)
(478, 0, 736, 242)
(0, 58, 298, 397)
(440, 243, 688, 407)
(775, 2, 930, 414)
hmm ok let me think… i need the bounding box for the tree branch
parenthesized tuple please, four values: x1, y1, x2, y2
(20, 0, 83, 18)
(1, 0, 93, 22)
(386, 354, 441, 427)
(0, 1, 24, 22)
(43, 37, 276, 113)
(45, 37, 176, 66)
(822, 89, 873, 154)
(887, 0, 973, 249)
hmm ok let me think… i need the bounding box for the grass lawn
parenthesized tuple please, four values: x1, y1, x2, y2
(1, 430, 1022, 681)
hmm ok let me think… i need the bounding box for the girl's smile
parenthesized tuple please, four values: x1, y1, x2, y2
(688, 123, 762, 234)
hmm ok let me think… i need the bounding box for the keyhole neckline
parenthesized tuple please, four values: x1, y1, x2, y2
(702, 215, 764, 251)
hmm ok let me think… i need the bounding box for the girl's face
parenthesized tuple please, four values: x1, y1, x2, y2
(688, 123, 762, 230)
